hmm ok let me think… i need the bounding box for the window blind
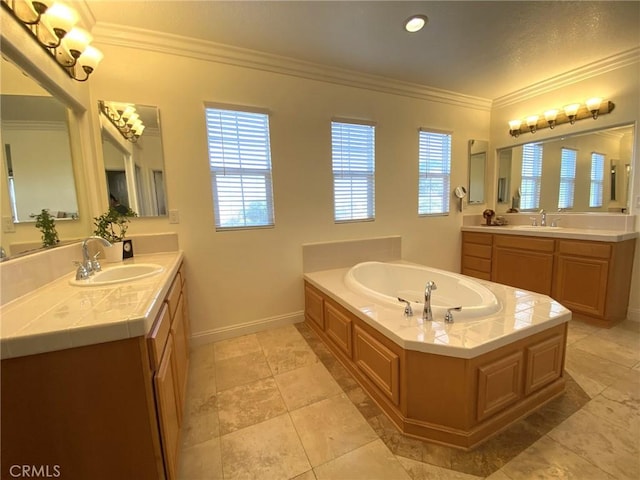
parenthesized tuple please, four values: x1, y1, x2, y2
(331, 121, 375, 222)
(520, 143, 543, 210)
(590, 152, 605, 208)
(558, 148, 577, 209)
(418, 130, 451, 215)
(205, 107, 275, 229)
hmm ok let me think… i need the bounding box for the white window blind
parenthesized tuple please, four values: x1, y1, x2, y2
(418, 130, 451, 215)
(331, 121, 375, 222)
(520, 143, 543, 210)
(558, 147, 577, 209)
(590, 152, 605, 208)
(205, 107, 275, 230)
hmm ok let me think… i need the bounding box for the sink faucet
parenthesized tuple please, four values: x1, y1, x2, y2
(539, 209, 547, 226)
(79, 236, 112, 278)
(423, 281, 437, 321)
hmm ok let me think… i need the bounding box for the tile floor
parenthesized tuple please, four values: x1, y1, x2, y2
(178, 319, 640, 479)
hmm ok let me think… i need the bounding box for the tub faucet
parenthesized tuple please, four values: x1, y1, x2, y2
(80, 236, 112, 276)
(539, 209, 547, 226)
(423, 281, 437, 321)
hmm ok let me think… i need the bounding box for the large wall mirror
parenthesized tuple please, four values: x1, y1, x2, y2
(99, 102, 167, 217)
(1, 57, 80, 223)
(468, 139, 487, 204)
(496, 124, 634, 213)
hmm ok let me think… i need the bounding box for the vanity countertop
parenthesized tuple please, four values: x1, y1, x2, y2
(0, 251, 183, 360)
(461, 225, 638, 242)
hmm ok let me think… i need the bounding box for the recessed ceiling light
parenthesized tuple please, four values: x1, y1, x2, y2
(404, 14, 428, 33)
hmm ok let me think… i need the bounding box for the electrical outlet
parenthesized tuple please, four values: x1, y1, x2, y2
(2, 216, 15, 233)
(169, 209, 180, 224)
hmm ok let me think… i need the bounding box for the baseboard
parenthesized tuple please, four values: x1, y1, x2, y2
(627, 306, 640, 322)
(189, 311, 305, 347)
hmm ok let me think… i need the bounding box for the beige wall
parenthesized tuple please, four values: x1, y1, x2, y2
(89, 44, 491, 339)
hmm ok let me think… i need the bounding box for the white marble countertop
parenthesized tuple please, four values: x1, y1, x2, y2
(461, 225, 638, 242)
(0, 251, 183, 360)
(305, 264, 571, 359)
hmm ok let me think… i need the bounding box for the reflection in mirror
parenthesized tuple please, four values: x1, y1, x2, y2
(99, 103, 167, 217)
(468, 139, 487, 204)
(496, 124, 634, 213)
(1, 58, 80, 223)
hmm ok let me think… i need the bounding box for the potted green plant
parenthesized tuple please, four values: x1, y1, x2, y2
(34, 209, 59, 247)
(93, 206, 136, 262)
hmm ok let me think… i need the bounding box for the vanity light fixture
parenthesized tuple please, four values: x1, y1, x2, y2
(586, 97, 603, 119)
(563, 103, 580, 124)
(99, 101, 146, 143)
(508, 98, 614, 137)
(404, 14, 428, 32)
(1, 0, 103, 82)
(508, 120, 522, 138)
(544, 109, 558, 129)
(526, 115, 539, 134)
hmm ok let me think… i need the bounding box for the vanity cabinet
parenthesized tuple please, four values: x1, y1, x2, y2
(552, 239, 635, 326)
(461, 232, 493, 280)
(1, 264, 191, 480)
(461, 231, 636, 327)
(492, 235, 555, 296)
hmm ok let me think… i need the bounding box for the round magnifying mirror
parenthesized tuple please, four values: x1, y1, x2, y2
(454, 186, 467, 198)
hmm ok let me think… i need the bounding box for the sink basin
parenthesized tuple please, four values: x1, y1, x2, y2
(70, 263, 164, 287)
(512, 225, 562, 231)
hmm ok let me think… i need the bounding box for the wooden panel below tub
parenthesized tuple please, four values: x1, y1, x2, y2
(353, 325, 399, 406)
(304, 280, 568, 450)
(324, 302, 353, 358)
(304, 284, 325, 329)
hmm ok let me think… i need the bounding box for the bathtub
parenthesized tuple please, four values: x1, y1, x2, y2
(344, 261, 500, 321)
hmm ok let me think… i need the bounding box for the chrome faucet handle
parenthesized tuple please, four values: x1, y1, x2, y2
(74, 261, 90, 280)
(90, 252, 102, 273)
(397, 297, 413, 317)
(444, 306, 462, 324)
(529, 216, 538, 226)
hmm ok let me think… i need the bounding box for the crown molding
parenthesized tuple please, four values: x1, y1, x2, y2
(91, 23, 492, 112)
(493, 47, 640, 109)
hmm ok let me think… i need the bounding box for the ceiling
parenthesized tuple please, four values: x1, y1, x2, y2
(86, 1, 640, 100)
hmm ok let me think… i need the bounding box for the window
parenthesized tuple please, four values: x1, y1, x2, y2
(520, 143, 543, 210)
(204, 107, 275, 230)
(558, 147, 577, 209)
(418, 129, 451, 215)
(331, 121, 375, 222)
(590, 152, 605, 208)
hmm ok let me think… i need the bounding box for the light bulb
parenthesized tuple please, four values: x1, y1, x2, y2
(404, 15, 428, 32)
(563, 103, 580, 124)
(61, 27, 92, 57)
(78, 45, 103, 72)
(40, 2, 78, 38)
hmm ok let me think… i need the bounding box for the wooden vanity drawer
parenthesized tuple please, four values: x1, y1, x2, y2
(463, 243, 492, 259)
(463, 255, 491, 273)
(166, 274, 182, 319)
(494, 235, 555, 253)
(148, 302, 171, 370)
(463, 232, 493, 246)
(557, 240, 611, 259)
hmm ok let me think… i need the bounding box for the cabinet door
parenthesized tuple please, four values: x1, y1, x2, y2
(553, 255, 608, 317)
(305, 284, 325, 329)
(154, 336, 180, 480)
(171, 294, 189, 424)
(492, 248, 554, 295)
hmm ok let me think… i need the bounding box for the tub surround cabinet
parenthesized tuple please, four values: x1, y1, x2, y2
(461, 232, 636, 327)
(303, 282, 567, 449)
(1, 264, 190, 480)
